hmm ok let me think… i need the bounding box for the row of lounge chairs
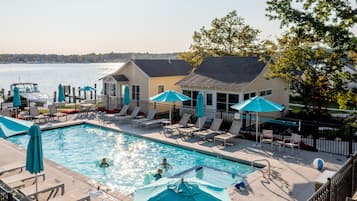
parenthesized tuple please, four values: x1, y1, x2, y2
(103, 106, 169, 128)
(22, 105, 68, 123)
(0, 161, 90, 200)
(163, 113, 244, 147)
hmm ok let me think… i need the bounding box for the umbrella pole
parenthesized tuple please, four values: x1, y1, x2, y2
(35, 173, 38, 201)
(169, 103, 172, 124)
(256, 112, 260, 146)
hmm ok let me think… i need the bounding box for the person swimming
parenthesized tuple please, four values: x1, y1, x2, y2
(99, 158, 110, 168)
(160, 158, 172, 170)
(153, 169, 163, 181)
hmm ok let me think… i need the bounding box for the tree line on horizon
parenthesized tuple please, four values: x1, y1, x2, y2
(0, 52, 178, 63)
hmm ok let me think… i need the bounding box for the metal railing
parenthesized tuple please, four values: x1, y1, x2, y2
(307, 152, 357, 201)
(251, 159, 271, 179)
(0, 181, 31, 201)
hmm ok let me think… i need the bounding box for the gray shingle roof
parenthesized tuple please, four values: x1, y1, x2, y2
(177, 56, 268, 90)
(133, 59, 192, 77)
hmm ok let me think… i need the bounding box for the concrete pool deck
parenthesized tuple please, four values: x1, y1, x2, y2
(0, 113, 348, 201)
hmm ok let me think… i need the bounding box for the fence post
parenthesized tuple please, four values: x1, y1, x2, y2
(94, 83, 97, 103)
(53, 91, 57, 103)
(327, 177, 331, 201)
(313, 122, 317, 150)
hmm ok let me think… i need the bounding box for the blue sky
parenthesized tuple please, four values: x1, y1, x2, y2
(0, 0, 320, 54)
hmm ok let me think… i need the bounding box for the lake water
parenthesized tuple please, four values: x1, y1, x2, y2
(0, 63, 124, 100)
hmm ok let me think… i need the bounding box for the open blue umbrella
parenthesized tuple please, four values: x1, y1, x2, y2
(0, 115, 33, 138)
(124, 85, 130, 105)
(231, 96, 284, 145)
(150, 90, 191, 123)
(26, 124, 44, 198)
(135, 177, 230, 201)
(80, 86, 96, 91)
(58, 84, 65, 102)
(13, 86, 21, 109)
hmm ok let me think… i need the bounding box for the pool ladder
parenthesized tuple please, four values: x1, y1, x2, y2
(251, 159, 271, 179)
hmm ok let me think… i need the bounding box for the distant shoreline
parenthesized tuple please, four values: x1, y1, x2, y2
(0, 52, 178, 63)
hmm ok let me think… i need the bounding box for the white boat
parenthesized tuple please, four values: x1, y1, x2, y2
(10, 83, 49, 106)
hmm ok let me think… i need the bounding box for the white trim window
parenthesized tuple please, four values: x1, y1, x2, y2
(109, 83, 116, 96)
(132, 85, 140, 100)
(216, 93, 239, 112)
(243, 92, 256, 100)
(260, 89, 272, 97)
(182, 90, 199, 107)
(158, 85, 164, 93)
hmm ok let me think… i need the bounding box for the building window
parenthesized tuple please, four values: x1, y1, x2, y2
(206, 94, 212, 106)
(104, 83, 108, 95)
(216, 93, 227, 111)
(109, 84, 116, 96)
(182, 90, 199, 107)
(250, 92, 256, 98)
(158, 85, 164, 93)
(244, 92, 256, 100)
(260, 89, 272, 96)
(228, 94, 239, 111)
(244, 93, 250, 100)
(132, 85, 140, 100)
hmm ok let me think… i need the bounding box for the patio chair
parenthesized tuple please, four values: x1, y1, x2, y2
(139, 118, 169, 128)
(194, 118, 224, 141)
(132, 109, 156, 126)
(116, 107, 140, 122)
(178, 116, 207, 138)
(103, 105, 129, 121)
(29, 106, 48, 123)
(282, 133, 301, 152)
(163, 113, 191, 135)
(214, 120, 242, 147)
(18, 178, 65, 201)
(48, 104, 68, 121)
(1, 171, 45, 189)
(260, 129, 274, 149)
(0, 161, 25, 176)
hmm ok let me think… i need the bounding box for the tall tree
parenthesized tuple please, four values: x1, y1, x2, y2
(179, 11, 265, 67)
(266, 0, 357, 115)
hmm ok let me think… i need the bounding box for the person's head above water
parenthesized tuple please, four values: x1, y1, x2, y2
(162, 158, 167, 164)
(157, 169, 163, 174)
(102, 158, 107, 163)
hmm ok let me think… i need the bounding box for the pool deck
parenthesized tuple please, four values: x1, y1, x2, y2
(0, 113, 348, 201)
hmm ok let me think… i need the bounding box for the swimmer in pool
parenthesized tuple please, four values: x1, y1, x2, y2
(153, 169, 163, 180)
(160, 158, 172, 170)
(99, 158, 110, 168)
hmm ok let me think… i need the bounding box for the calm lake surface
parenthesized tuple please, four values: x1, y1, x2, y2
(0, 63, 124, 99)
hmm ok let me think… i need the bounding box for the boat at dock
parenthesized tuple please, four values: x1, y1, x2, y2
(9, 83, 49, 106)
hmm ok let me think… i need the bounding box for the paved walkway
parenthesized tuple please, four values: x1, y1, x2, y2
(1, 112, 348, 201)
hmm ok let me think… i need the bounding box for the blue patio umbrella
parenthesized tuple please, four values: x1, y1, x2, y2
(124, 85, 130, 105)
(196, 92, 204, 128)
(80, 86, 96, 91)
(26, 124, 44, 198)
(13, 87, 21, 108)
(150, 90, 191, 123)
(134, 177, 230, 201)
(0, 115, 33, 138)
(58, 84, 65, 102)
(231, 96, 284, 145)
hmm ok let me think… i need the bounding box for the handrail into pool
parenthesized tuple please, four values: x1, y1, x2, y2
(251, 159, 271, 179)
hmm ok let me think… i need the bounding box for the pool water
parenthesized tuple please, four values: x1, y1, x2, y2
(8, 124, 255, 194)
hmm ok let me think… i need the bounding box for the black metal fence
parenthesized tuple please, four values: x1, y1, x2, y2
(307, 152, 357, 201)
(0, 181, 31, 201)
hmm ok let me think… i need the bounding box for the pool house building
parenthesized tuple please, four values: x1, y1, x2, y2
(176, 56, 290, 119)
(100, 59, 192, 113)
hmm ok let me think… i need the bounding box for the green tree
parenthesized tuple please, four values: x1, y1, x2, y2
(266, 0, 357, 115)
(179, 10, 265, 67)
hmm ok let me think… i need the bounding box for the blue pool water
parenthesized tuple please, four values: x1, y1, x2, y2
(8, 124, 255, 194)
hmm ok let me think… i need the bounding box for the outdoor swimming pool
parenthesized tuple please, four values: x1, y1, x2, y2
(8, 124, 256, 194)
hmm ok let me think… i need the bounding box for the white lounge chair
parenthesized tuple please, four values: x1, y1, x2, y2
(163, 113, 191, 135)
(0, 161, 25, 176)
(48, 104, 68, 121)
(194, 118, 224, 141)
(103, 105, 129, 121)
(214, 120, 242, 147)
(178, 116, 207, 138)
(18, 178, 65, 201)
(132, 109, 156, 126)
(282, 133, 301, 152)
(29, 107, 48, 123)
(116, 107, 140, 122)
(1, 171, 45, 189)
(139, 118, 169, 128)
